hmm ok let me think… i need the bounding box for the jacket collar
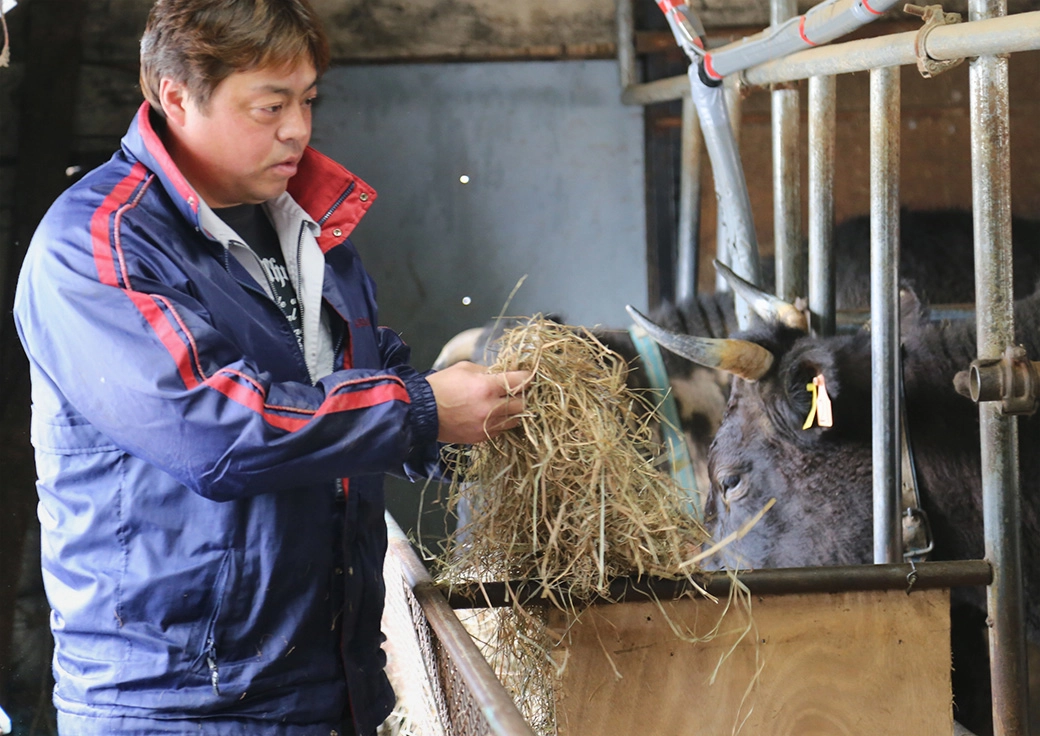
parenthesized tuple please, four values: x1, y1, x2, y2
(121, 101, 377, 249)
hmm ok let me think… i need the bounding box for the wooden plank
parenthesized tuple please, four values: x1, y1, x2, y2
(81, 0, 618, 63)
(80, 0, 1040, 65)
(548, 588, 951, 735)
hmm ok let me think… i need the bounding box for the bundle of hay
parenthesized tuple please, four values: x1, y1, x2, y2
(435, 314, 711, 601)
(428, 316, 750, 735)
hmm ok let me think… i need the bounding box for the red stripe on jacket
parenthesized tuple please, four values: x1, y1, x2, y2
(89, 163, 410, 433)
(91, 163, 149, 289)
(206, 371, 410, 431)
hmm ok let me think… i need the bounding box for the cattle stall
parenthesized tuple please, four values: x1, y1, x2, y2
(618, 0, 1039, 733)
(377, 2, 1040, 736)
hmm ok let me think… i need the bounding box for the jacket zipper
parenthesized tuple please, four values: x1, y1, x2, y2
(294, 222, 313, 384)
(318, 181, 355, 226)
(229, 238, 312, 383)
(206, 636, 221, 696)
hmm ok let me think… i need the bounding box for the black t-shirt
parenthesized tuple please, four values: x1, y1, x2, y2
(214, 204, 304, 352)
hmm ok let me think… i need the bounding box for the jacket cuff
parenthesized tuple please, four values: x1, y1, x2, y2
(402, 369, 439, 451)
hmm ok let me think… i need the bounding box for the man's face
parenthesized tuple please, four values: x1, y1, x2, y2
(163, 59, 318, 208)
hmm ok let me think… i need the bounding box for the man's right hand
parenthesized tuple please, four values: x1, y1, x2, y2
(425, 361, 532, 444)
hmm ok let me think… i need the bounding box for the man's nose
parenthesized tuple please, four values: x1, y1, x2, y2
(279, 104, 310, 143)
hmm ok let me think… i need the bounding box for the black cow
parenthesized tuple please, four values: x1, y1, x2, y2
(436, 210, 1040, 496)
(629, 279, 1040, 735)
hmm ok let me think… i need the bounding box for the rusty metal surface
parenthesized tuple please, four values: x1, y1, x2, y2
(382, 514, 536, 736)
(676, 93, 704, 302)
(807, 74, 837, 337)
(967, 2, 1030, 729)
(869, 64, 902, 565)
(440, 560, 994, 608)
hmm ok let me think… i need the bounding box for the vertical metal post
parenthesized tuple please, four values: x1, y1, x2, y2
(616, 0, 636, 90)
(808, 74, 837, 337)
(676, 92, 703, 303)
(869, 66, 901, 565)
(716, 76, 745, 294)
(968, 3, 1028, 732)
(771, 0, 803, 302)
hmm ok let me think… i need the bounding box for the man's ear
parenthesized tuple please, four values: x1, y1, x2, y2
(158, 78, 190, 127)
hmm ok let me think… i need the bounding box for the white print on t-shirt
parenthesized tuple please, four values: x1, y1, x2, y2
(260, 257, 290, 290)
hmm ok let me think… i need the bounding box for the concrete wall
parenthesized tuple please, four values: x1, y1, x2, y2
(310, 60, 647, 537)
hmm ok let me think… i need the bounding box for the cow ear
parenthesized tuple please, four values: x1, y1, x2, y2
(899, 285, 928, 339)
(779, 344, 841, 434)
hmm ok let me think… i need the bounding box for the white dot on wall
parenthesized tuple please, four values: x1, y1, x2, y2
(459, 175, 470, 184)
(462, 296, 472, 306)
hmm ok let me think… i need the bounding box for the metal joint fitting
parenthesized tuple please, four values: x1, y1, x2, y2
(903, 3, 964, 78)
(968, 345, 1040, 416)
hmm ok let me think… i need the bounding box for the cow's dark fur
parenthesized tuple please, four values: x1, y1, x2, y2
(701, 289, 1040, 735)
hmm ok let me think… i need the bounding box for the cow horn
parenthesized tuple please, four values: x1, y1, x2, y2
(713, 259, 808, 332)
(432, 327, 485, 371)
(626, 305, 774, 382)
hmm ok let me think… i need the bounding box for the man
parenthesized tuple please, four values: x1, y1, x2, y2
(13, 1, 529, 734)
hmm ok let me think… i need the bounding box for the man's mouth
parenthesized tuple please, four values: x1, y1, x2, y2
(271, 158, 300, 177)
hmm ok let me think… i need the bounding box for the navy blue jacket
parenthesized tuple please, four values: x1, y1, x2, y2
(14, 102, 440, 734)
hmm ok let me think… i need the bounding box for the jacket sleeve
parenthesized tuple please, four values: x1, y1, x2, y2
(15, 202, 438, 503)
(376, 325, 446, 480)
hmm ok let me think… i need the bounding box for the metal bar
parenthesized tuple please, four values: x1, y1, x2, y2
(675, 92, 703, 302)
(620, 13, 1040, 104)
(441, 560, 994, 609)
(870, 65, 901, 565)
(385, 514, 537, 736)
(616, 0, 636, 90)
(968, 2, 1029, 732)
(714, 74, 750, 298)
(707, 0, 904, 78)
(808, 74, 837, 337)
(747, 12, 1040, 85)
(771, 0, 803, 303)
(836, 303, 977, 331)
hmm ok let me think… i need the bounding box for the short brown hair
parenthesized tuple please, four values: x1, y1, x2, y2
(140, 0, 330, 117)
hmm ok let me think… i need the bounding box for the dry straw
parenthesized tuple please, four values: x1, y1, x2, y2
(435, 315, 712, 600)
(431, 315, 739, 733)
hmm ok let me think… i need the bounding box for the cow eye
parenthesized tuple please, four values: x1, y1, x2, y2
(718, 473, 746, 502)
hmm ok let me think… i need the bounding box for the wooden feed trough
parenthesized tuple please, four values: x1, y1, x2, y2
(548, 587, 951, 735)
(383, 514, 992, 735)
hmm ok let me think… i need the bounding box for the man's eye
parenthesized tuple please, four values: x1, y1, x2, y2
(260, 104, 282, 114)
(304, 96, 319, 108)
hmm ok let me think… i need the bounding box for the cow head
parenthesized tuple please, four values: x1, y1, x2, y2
(627, 268, 876, 571)
(701, 325, 875, 570)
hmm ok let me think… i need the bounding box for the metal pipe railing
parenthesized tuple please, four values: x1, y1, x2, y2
(772, 0, 805, 304)
(385, 514, 537, 736)
(869, 64, 902, 565)
(807, 73, 837, 337)
(618, 4, 1036, 727)
(441, 559, 994, 609)
(675, 92, 703, 303)
(703, 0, 904, 79)
(621, 12, 1040, 105)
(968, 3, 1029, 733)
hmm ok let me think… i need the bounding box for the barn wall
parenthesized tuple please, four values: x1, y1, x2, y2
(310, 60, 647, 537)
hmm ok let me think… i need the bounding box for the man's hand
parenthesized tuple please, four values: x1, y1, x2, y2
(426, 361, 532, 444)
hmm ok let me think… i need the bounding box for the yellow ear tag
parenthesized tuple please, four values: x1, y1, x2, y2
(814, 374, 833, 427)
(802, 381, 818, 429)
(803, 373, 834, 429)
